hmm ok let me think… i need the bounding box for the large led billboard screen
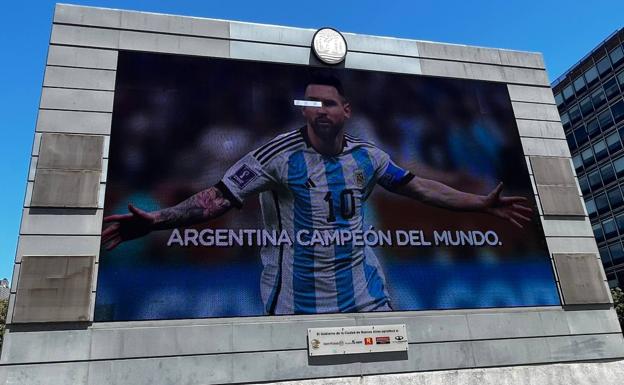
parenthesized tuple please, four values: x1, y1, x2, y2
(96, 51, 560, 321)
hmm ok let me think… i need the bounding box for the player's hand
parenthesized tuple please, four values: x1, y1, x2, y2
(482, 182, 533, 229)
(101, 204, 157, 250)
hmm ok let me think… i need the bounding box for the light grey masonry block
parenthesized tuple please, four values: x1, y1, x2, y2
(44, 66, 116, 91)
(40, 88, 114, 112)
(515, 120, 565, 139)
(540, 218, 593, 237)
(345, 52, 422, 75)
(88, 354, 233, 385)
(345, 33, 420, 56)
(1, 362, 89, 385)
(16, 236, 101, 263)
(499, 50, 545, 69)
(119, 30, 230, 58)
(360, 341, 474, 375)
(537, 185, 585, 216)
(31, 169, 100, 208)
(36, 109, 113, 135)
(547, 334, 624, 362)
(121, 10, 229, 38)
(553, 254, 611, 305)
(416, 41, 501, 65)
(546, 237, 599, 255)
(54, 3, 121, 27)
(47, 45, 118, 70)
(530, 157, 575, 186)
(20, 208, 103, 236)
(520, 138, 570, 157)
(230, 21, 313, 46)
(467, 312, 544, 339)
(565, 309, 622, 334)
(12, 255, 95, 323)
(50, 24, 120, 49)
(512, 101, 561, 121)
(355, 314, 471, 343)
(472, 337, 551, 367)
(38, 133, 103, 170)
(90, 323, 233, 359)
(501, 66, 550, 86)
(507, 84, 556, 104)
(0, 329, 91, 364)
(230, 41, 309, 64)
(419, 59, 549, 85)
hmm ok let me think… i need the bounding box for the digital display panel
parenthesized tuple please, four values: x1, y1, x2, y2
(95, 51, 559, 321)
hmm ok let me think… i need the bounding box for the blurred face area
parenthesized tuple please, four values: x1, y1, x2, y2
(303, 84, 351, 141)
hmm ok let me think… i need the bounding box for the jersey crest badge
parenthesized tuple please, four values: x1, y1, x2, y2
(229, 164, 258, 189)
(355, 169, 366, 188)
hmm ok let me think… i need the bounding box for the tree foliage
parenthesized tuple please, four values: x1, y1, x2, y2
(612, 287, 624, 332)
(0, 298, 7, 351)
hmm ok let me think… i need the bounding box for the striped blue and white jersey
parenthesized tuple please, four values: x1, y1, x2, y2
(220, 127, 413, 315)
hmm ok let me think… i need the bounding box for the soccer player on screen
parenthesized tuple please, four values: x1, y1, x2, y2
(102, 74, 532, 315)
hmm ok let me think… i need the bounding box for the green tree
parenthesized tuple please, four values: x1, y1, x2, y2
(611, 287, 624, 332)
(0, 298, 7, 352)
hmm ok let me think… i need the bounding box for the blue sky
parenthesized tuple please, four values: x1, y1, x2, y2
(0, 0, 623, 281)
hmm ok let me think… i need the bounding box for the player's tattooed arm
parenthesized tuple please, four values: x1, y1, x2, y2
(153, 187, 232, 229)
(393, 177, 533, 229)
(101, 186, 233, 250)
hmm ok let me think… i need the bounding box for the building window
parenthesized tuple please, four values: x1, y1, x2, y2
(606, 131, 622, 153)
(569, 105, 582, 123)
(573, 154, 583, 171)
(609, 242, 624, 265)
(585, 198, 597, 217)
(585, 65, 599, 84)
(566, 133, 577, 151)
(596, 192, 610, 214)
(594, 223, 605, 243)
(600, 247, 612, 266)
(588, 169, 603, 189)
(607, 186, 624, 208)
(582, 147, 595, 166)
(573, 75, 586, 93)
(593, 139, 608, 161)
(579, 96, 594, 116)
(591, 88, 607, 108)
(598, 109, 614, 130)
(563, 84, 575, 101)
(601, 163, 616, 184)
(555, 92, 564, 107)
(561, 112, 571, 129)
(603, 218, 618, 239)
(604, 77, 620, 99)
(612, 100, 624, 123)
(617, 70, 624, 88)
(586, 118, 600, 136)
(579, 175, 591, 194)
(610, 46, 624, 66)
(614, 156, 624, 177)
(597, 55, 612, 76)
(616, 212, 624, 233)
(575, 126, 589, 146)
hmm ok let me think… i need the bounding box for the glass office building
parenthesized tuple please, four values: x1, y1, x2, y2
(552, 28, 624, 288)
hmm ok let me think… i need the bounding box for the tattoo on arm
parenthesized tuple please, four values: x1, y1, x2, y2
(153, 186, 232, 229)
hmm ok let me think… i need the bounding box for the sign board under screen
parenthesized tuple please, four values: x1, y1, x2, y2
(95, 51, 560, 321)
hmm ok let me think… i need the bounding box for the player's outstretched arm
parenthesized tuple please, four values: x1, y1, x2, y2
(101, 186, 233, 250)
(392, 178, 533, 228)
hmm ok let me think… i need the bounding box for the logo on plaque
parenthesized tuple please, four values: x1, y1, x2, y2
(312, 28, 347, 65)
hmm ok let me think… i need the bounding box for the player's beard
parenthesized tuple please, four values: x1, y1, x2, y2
(311, 117, 343, 142)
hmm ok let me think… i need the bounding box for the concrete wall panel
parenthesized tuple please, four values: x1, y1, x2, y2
(520, 138, 570, 157)
(499, 50, 545, 68)
(47, 45, 118, 70)
(230, 21, 313, 46)
(507, 84, 556, 104)
(540, 218, 593, 237)
(121, 11, 229, 38)
(346, 33, 420, 56)
(1, 330, 91, 364)
(38, 133, 103, 170)
(36, 110, 112, 135)
(12, 255, 95, 323)
(50, 24, 120, 49)
(345, 51, 422, 74)
(537, 185, 585, 216)
(119, 30, 230, 58)
(419, 59, 549, 85)
(31, 169, 100, 208)
(15, 236, 101, 263)
(230, 40, 309, 64)
(54, 4, 121, 27)
(416, 41, 501, 64)
(553, 254, 611, 305)
(43, 66, 116, 91)
(20, 208, 103, 236)
(530, 157, 575, 186)
(546, 237, 599, 255)
(516, 120, 565, 139)
(40, 88, 114, 112)
(512, 101, 561, 121)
